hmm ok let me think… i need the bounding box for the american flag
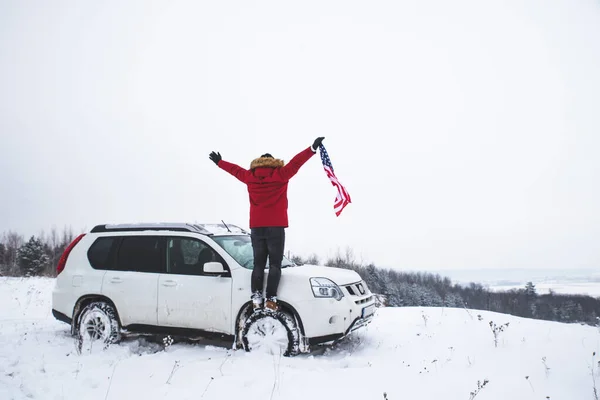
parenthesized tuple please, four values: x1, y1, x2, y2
(319, 144, 351, 216)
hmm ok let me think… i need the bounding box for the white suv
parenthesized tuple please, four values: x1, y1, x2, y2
(51, 223, 376, 355)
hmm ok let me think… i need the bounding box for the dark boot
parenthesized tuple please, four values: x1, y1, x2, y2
(265, 296, 278, 312)
(251, 291, 263, 311)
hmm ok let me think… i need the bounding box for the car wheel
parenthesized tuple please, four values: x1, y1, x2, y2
(241, 310, 299, 357)
(76, 301, 121, 352)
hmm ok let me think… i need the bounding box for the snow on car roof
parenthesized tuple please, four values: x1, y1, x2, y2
(196, 223, 249, 235)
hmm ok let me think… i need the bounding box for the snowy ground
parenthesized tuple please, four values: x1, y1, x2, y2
(1, 277, 599, 400)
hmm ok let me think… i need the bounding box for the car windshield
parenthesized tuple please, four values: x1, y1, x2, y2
(211, 235, 295, 270)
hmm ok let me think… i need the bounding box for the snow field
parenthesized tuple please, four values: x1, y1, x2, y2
(1, 277, 598, 400)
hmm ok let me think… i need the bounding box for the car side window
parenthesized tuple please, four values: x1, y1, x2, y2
(115, 236, 165, 273)
(168, 237, 224, 276)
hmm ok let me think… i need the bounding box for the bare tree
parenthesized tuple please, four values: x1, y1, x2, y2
(47, 226, 60, 276)
(344, 246, 356, 267)
(306, 253, 320, 265)
(38, 229, 47, 246)
(36, 228, 55, 276)
(0, 242, 6, 275)
(5, 231, 24, 275)
(61, 225, 74, 248)
(50, 226, 59, 250)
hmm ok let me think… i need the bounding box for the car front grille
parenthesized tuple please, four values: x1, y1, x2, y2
(342, 281, 374, 304)
(355, 296, 373, 305)
(344, 281, 368, 296)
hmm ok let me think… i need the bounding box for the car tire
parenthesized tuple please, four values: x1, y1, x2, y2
(241, 310, 300, 357)
(76, 301, 121, 351)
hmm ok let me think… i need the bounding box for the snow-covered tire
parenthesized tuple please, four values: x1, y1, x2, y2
(241, 310, 299, 357)
(76, 301, 121, 352)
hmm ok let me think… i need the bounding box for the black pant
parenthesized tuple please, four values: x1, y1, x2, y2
(251, 227, 285, 298)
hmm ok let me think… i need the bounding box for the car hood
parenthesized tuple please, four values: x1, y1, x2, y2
(283, 264, 362, 286)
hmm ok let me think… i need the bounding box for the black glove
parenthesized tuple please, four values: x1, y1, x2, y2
(312, 137, 325, 150)
(209, 151, 222, 165)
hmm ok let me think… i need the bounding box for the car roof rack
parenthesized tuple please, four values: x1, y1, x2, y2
(90, 223, 213, 235)
(89, 222, 249, 235)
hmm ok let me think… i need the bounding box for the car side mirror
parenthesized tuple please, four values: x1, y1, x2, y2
(204, 262, 225, 274)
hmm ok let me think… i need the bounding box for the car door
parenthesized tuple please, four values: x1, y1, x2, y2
(157, 236, 232, 333)
(102, 235, 164, 327)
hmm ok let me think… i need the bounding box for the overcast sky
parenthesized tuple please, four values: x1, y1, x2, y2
(1, 0, 599, 271)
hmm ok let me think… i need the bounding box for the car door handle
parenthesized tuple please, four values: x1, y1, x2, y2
(110, 277, 123, 284)
(162, 280, 177, 287)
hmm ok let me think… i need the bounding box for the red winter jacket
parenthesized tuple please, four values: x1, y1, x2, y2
(218, 146, 316, 228)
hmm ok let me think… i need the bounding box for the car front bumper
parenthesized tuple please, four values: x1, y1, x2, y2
(307, 311, 376, 346)
(292, 283, 377, 348)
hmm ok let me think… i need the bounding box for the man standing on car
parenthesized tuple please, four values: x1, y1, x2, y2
(209, 137, 325, 311)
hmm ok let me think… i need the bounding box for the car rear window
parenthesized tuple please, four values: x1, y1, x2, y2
(87, 237, 116, 270)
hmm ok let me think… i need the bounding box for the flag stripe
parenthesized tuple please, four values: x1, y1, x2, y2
(319, 145, 351, 216)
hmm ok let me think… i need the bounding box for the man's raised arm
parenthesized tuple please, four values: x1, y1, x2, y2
(279, 137, 324, 181)
(209, 151, 249, 183)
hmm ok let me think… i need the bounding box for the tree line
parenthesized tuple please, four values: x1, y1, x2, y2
(0, 227, 76, 277)
(293, 249, 600, 327)
(2, 228, 599, 326)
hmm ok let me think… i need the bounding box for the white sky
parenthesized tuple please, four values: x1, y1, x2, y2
(1, 0, 599, 270)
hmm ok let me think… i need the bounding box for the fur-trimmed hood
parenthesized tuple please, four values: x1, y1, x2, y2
(250, 156, 285, 170)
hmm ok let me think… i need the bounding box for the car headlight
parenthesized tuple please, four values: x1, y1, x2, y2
(310, 277, 344, 301)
